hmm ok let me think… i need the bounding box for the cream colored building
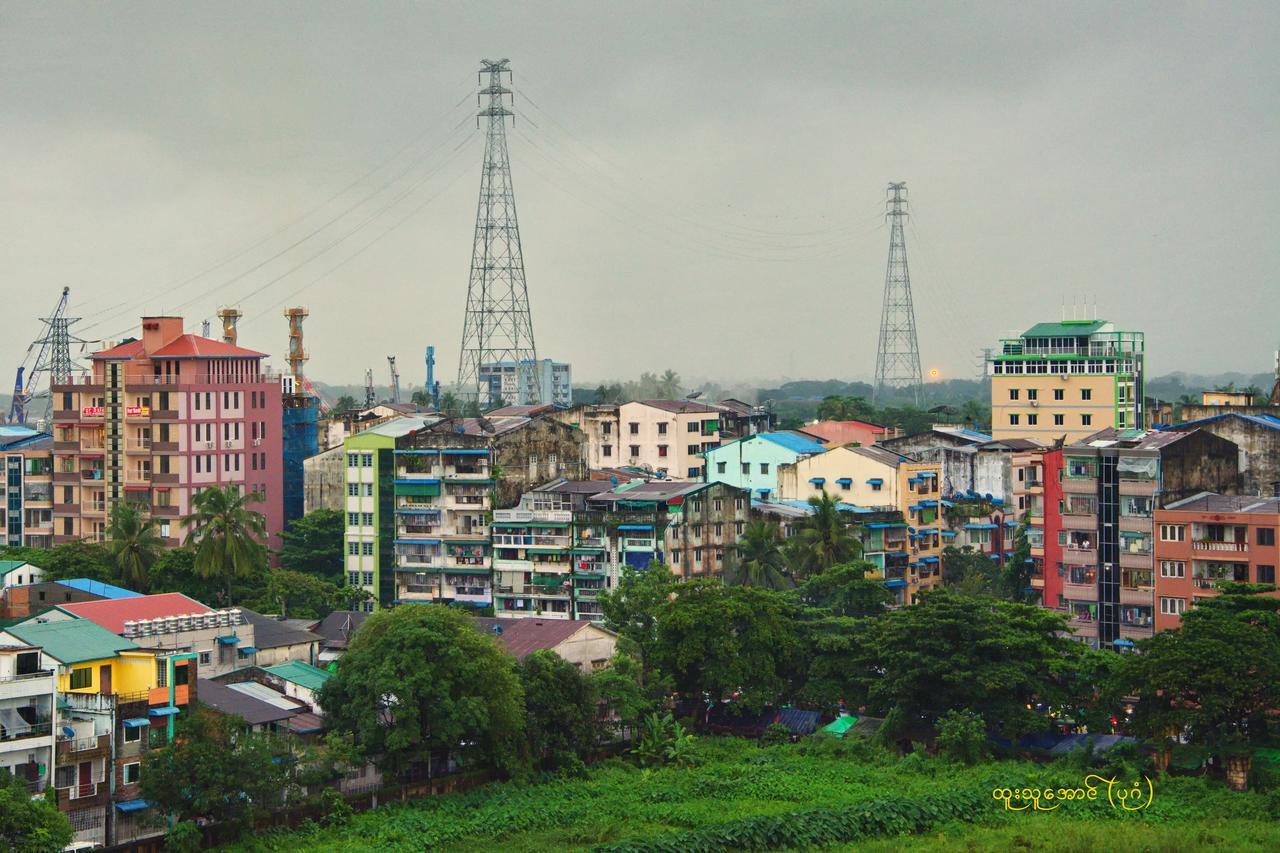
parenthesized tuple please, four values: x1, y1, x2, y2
(988, 320, 1145, 443)
(615, 401, 723, 480)
(777, 445, 944, 602)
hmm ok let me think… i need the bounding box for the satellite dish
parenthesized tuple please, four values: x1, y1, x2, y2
(686, 390, 703, 400)
(491, 624, 504, 636)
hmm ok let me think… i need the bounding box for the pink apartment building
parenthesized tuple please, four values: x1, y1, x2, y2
(50, 317, 284, 548)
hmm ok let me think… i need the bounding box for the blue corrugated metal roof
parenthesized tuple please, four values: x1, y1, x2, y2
(56, 578, 142, 600)
(1172, 412, 1280, 432)
(757, 431, 828, 456)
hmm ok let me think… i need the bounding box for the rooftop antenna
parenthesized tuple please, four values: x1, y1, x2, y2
(201, 319, 211, 337)
(873, 182, 923, 405)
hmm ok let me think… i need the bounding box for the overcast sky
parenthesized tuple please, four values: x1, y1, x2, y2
(3, 1, 1278, 390)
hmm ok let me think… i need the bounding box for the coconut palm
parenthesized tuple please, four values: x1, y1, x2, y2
(105, 502, 164, 592)
(724, 521, 791, 590)
(180, 485, 267, 604)
(788, 491, 862, 579)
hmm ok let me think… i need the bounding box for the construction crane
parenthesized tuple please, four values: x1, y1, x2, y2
(9, 287, 81, 425)
(387, 356, 401, 405)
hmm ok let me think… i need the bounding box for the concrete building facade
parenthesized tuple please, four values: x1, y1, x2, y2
(703, 431, 827, 498)
(49, 316, 284, 548)
(616, 400, 724, 480)
(479, 358, 572, 407)
(1, 428, 54, 549)
(988, 320, 1145, 443)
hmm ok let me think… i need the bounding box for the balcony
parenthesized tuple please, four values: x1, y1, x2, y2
(127, 440, 152, 452)
(1192, 541, 1248, 554)
(153, 440, 179, 452)
(150, 409, 178, 421)
(53, 471, 79, 484)
(575, 535, 607, 549)
(151, 504, 179, 518)
(57, 733, 109, 755)
(151, 471, 179, 485)
(80, 469, 105, 482)
(53, 440, 79, 452)
(0, 720, 52, 744)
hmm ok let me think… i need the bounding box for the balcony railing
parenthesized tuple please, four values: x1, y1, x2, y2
(60, 734, 102, 753)
(0, 669, 54, 684)
(1, 721, 53, 743)
(1192, 541, 1248, 553)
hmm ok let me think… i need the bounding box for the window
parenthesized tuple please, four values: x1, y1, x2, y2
(602, 444, 612, 457)
(1009, 414, 1020, 426)
(1160, 560, 1185, 578)
(1027, 414, 1038, 426)
(629, 422, 639, 435)
(1257, 565, 1276, 584)
(687, 444, 699, 455)
(1081, 389, 1093, 401)
(348, 571, 360, 586)
(1027, 389, 1038, 401)
(1159, 597, 1186, 616)
(687, 467, 700, 478)
(124, 725, 142, 743)
(1053, 389, 1064, 401)
(348, 541, 359, 555)
(713, 498, 723, 511)
(629, 445, 640, 457)
(735, 497, 745, 510)
(348, 512, 359, 526)
(361, 512, 374, 526)
(716, 461, 726, 474)
(1159, 524, 1185, 542)
(694, 547, 703, 563)
(1258, 528, 1276, 547)
(69, 667, 92, 689)
(601, 422, 611, 435)
(657, 423, 667, 435)
(1009, 389, 1019, 400)
(1053, 414, 1064, 426)
(1081, 414, 1093, 426)
(124, 762, 140, 784)
(657, 445, 668, 457)
(362, 541, 374, 556)
(735, 521, 744, 536)
(362, 483, 373, 497)
(686, 421, 698, 433)
(741, 463, 750, 475)
(715, 522, 724, 537)
(870, 481, 882, 491)
(198, 650, 212, 666)
(361, 571, 374, 586)
(759, 462, 769, 474)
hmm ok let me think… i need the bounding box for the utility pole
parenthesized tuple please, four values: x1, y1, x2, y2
(873, 182, 923, 406)
(456, 58, 538, 405)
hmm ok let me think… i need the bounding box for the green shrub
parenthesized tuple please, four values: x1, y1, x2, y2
(935, 710, 988, 766)
(759, 723, 792, 746)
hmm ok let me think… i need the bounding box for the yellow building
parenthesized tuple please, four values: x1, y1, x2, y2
(988, 320, 1145, 442)
(777, 445, 944, 601)
(1, 618, 160, 697)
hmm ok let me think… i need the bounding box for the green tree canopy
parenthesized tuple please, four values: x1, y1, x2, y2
(140, 708, 296, 839)
(333, 394, 359, 413)
(786, 492, 862, 579)
(277, 508, 345, 582)
(181, 484, 268, 605)
(723, 520, 791, 590)
(147, 547, 227, 603)
(847, 589, 1078, 742)
(591, 653, 655, 738)
(318, 604, 524, 775)
(519, 650, 598, 772)
(250, 568, 370, 619)
(0, 541, 116, 583)
(793, 560, 892, 617)
(599, 563, 678, 668)
(651, 580, 803, 712)
(105, 502, 164, 592)
(0, 773, 72, 853)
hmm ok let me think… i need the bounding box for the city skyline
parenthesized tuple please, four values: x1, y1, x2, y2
(3, 2, 1278, 386)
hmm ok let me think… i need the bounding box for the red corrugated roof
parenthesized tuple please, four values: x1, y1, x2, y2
(92, 339, 146, 359)
(92, 334, 265, 360)
(471, 617, 607, 660)
(149, 335, 266, 359)
(59, 592, 212, 634)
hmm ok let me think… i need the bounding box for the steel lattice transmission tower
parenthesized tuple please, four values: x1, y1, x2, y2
(873, 182, 923, 405)
(457, 58, 538, 405)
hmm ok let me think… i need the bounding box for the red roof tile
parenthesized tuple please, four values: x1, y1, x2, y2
(58, 592, 212, 634)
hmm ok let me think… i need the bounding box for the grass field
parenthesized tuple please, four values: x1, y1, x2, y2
(234, 738, 1280, 852)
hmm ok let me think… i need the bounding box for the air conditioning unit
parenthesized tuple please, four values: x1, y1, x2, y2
(253, 439, 262, 447)
(204, 441, 214, 449)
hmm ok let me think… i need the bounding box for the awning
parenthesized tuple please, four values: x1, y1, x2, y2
(866, 478, 883, 485)
(123, 485, 150, 492)
(907, 477, 922, 484)
(941, 531, 958, 537)
(922, 556, 939, 564)
(1005, 520, 1019, 527)
(115, 799, 150, 813)
(215, 635, 240, 645)
(1119, 531, 1148, 539)
(237, 646, 258, 655)
(148, 706, 180, 717)
(835, 478, 853, 486)
(964, 523, 998, 530)
(394, 538, 440, 545)
(919, 471, 937, 478)
(441, 448, 489, 455)
(808, 477, 826, 485)
(123, 718, 151, 729)
(617, 524, 653, 531)
(757, 489, 771, 496)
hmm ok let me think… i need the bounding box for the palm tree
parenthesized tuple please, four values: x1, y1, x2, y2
(181, 485, 267, 605)
(788, 491, 862, 579)
(724, 521, 791, 590)
(105, 502, 164, 592)
(659, 370, 681, 399)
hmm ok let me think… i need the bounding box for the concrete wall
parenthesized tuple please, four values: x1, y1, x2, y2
(551, 625, 619, 670)
(1169, 418, 1280, 497)
(912, 446, 1012, 502)
(1160, 430, 1241, 504)
(303, 445, 346, 514)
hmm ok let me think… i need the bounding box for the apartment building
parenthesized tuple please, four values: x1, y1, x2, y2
(1040, 429, 1239, 648)
(703, 431, 827, 498)
(0, 644, 56, 797)
(478, 358, 572, 406)
(1153, 494, 1280, 631)
(49, 316, 284, 548)
(1, 427, 54, 548)
(795, 419, 891, 448)
(549, 403, 620, 470)
(1166, 412, 1280, 497)
(988, 319, 1146, 442)
(777, 444, 944, 601)
(1010, 446, 1061, 605)
(616, 400, 724, 479)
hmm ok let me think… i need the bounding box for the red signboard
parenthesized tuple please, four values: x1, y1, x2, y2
(126, 405, 150, 417)
(81, 406, 104, 417)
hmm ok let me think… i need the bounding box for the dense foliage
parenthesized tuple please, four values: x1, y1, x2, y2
(0, 774, 72, 853)
(181, 484, 268, 605)
(519, 650, 598, 773)
(278, 509, 345, 582)
(318, 605, 525, 775)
